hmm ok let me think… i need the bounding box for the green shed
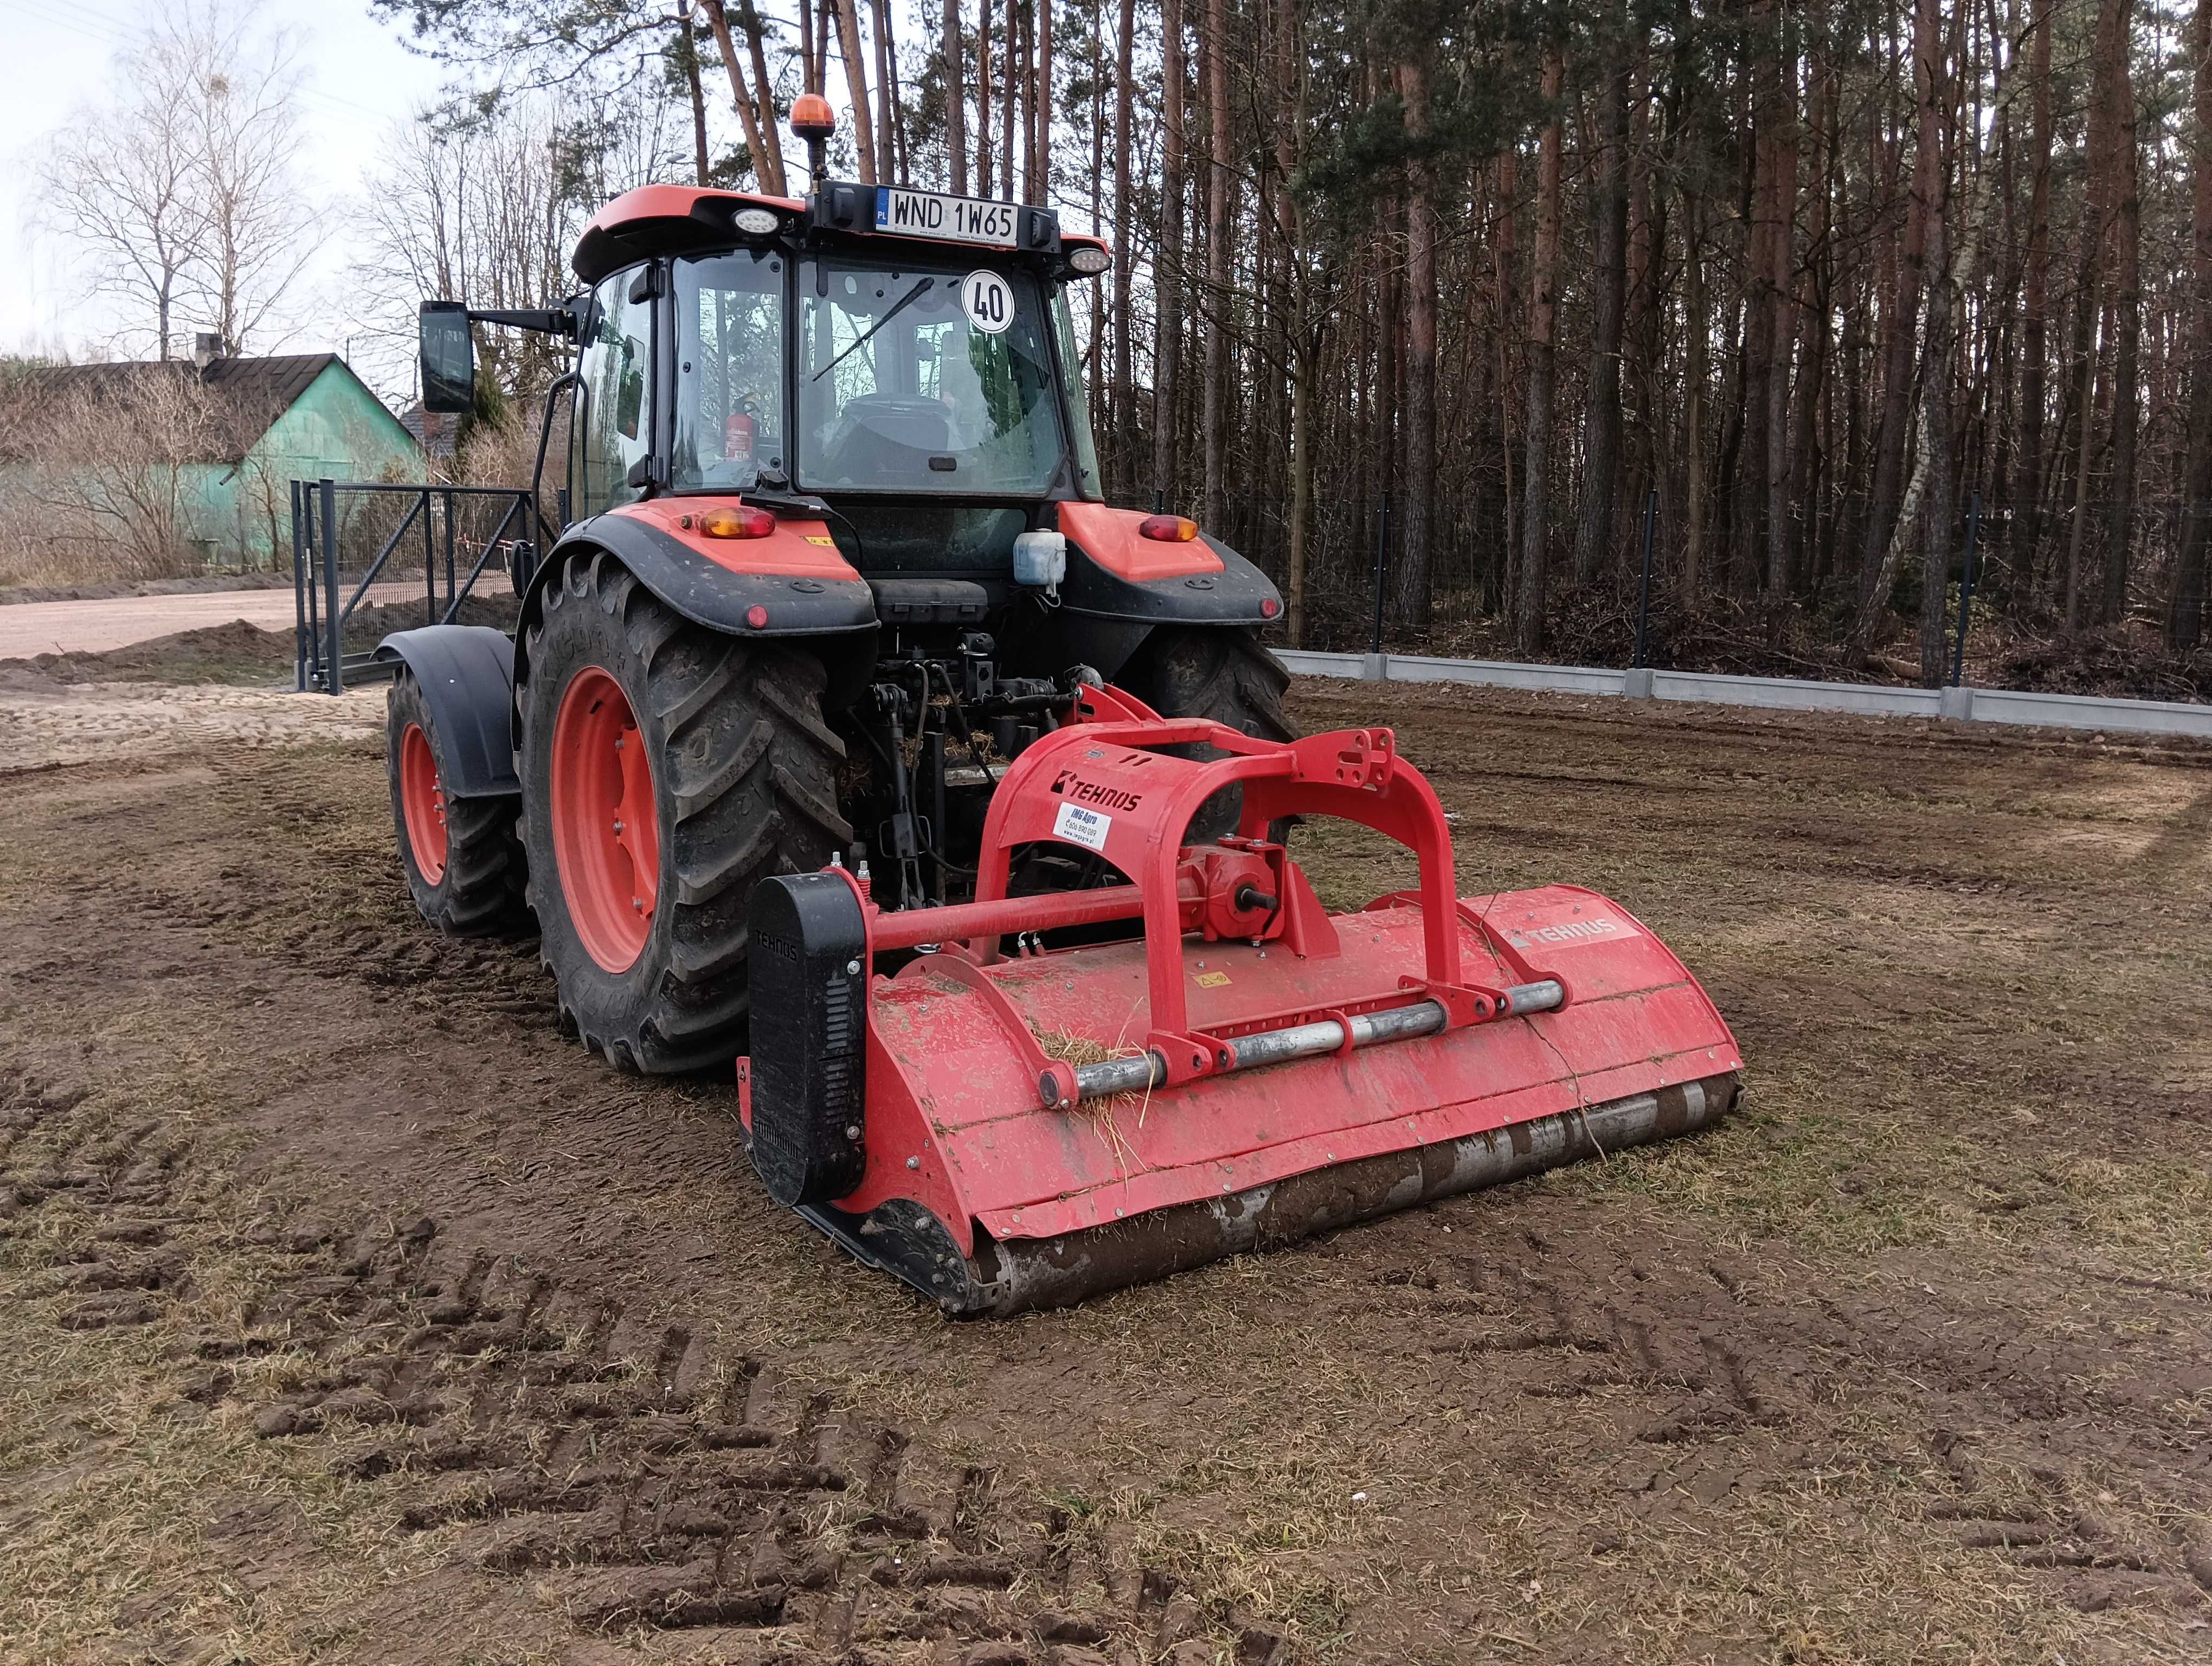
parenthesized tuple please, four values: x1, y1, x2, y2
(0, 353, 423, 571)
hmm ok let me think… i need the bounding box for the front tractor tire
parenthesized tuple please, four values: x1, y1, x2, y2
(519, 553, 852, 1074)
(387, 670, 526, 934)
(1116, 625, 1296, 840)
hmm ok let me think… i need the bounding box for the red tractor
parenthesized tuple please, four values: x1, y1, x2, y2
(384, 104, 1739, 1314)
(388, 107, 1290, 1075)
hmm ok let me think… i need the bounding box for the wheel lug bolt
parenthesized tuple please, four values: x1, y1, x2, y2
(632, 898, 644, 912)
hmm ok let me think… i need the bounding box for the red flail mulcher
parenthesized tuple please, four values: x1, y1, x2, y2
(740, 684, 1741, 1316)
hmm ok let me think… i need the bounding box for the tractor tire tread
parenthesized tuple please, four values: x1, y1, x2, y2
(520, 550, 851, 1074)
(387, 670, 528, 937)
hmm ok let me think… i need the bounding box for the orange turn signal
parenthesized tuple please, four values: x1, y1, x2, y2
(700, 506, 776, 539)
(1138, 514, 1200, 542)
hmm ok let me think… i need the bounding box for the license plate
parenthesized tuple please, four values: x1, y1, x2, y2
(874, 187, 1019, 247)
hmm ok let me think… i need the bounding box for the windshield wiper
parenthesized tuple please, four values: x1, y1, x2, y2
(813, 277, 935, 381)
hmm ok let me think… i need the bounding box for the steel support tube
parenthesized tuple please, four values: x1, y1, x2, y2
(1066, 981, 1566, 1105)
(870, 886, 1144, 952)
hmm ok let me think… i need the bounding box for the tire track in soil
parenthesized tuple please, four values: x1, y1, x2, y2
(1321, 1214, 2212, 1622)
(1, 1067, 1289, 1665)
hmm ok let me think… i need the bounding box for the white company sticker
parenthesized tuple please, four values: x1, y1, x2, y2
(1052, 799, 1111, 852)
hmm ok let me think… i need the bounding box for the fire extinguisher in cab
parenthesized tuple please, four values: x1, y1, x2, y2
(724, 411, 754, 464)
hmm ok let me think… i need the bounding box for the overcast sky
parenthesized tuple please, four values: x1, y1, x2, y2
(0, 0, 446, 385)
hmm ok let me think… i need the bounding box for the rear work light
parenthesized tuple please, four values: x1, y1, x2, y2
(1067, 245, 1111, 275)
(699, 506, 776, 539)
(1139, 514, 1200, 542)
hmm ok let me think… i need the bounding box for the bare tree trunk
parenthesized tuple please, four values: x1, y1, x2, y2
(1765, 48, 1798, 599)
(1032, 0, 1052, 206)
(944, 0, 968, 194)
(1788, 50, 1833, 593)
(1572, 27, 1631, 589)
(1000, 0, 1019, 200)
(977, 0, 994, 195)
(835, 0, 878, 183)
(1395, 60, 1437, 630)
(1860, 22, 1920, 606)
(2063, 267, 2101, 626)
(871, 0, 899, 184)
(1279, 0, 1311, 642)
(1110, 0, 1134, 493)
(2173, 0, 2212, 649)
(705, 2, 787, 197)
(1913, 0, 1954, 687)
(1019, 0, 1036, 202)
(2063, 0, 2129, 630)
(678, 20, 711, 185)
(2100, 0, 2141, 624)
(1153, 0, 1185, 504)
(1683, 192, 1707, 596)
(1516, 48, 1565, 653)
(2007, 0, 2050, 603)
(1201, 0, 1230, 531)
(1849, 0, 1945, 666)
(1495, 149, 1520, 608)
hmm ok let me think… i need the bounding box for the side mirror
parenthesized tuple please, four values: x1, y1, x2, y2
(419, 301, 475, 415)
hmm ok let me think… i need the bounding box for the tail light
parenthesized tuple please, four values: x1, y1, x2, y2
(1139, 514, 1200, 542)
(700, 506, 776, 539)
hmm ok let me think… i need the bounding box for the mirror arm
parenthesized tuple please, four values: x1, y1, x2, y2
(467, 306, 581, 339)
(531, 371, 581, 535)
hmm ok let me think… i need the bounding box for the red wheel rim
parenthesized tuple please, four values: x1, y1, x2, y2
(400, 722, 448, 885)
(551, 666, 661, 973)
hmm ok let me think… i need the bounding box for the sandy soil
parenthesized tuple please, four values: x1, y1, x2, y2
(0, 584, 433, 659)
(2, 674, 2210, 1666)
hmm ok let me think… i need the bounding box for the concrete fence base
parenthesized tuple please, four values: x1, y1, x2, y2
(1275, 650, 2212, 741)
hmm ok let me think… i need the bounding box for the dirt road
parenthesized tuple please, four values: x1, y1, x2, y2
(2, 674, 2209, 1665)
(0, 584, 429, 660)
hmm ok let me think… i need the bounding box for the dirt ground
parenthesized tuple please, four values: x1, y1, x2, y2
(3, 665, 2210, 1666)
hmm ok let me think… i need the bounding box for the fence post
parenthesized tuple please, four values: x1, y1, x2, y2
(321, 477, 343, 695)
(1950, 492, 1982, 689)
(290, 479, 307, 692)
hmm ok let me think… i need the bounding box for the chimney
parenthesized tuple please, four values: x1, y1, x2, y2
(192, 332, 222, 371)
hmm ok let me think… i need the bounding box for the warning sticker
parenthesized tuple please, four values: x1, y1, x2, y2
(1052, 799, 1111, 852)
(1193, 970, 1231, 988)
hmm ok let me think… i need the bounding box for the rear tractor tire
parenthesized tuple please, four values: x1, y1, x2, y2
(1116, 625, 1296, 841)
(518, 552, 852, 1074)
(386, 670, 526, 935)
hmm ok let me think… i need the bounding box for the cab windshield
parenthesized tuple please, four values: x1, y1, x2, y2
(797, 257, 1065, 494)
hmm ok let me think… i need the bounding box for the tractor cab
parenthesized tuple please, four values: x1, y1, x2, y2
(396, 103, 1284, 973)
(560, 179, 1110, 524)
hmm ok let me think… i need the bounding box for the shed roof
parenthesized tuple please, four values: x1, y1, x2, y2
(0, 354, 397, 466)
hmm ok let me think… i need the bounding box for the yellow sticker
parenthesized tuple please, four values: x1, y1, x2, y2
(805, 535, 836, 545)
(1193, 970, 1231, 988)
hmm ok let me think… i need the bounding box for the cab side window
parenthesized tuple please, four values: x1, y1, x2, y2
(573, 268, 654, 516)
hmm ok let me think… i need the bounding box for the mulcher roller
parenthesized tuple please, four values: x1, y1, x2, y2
(739, 684, 1742, 1315)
